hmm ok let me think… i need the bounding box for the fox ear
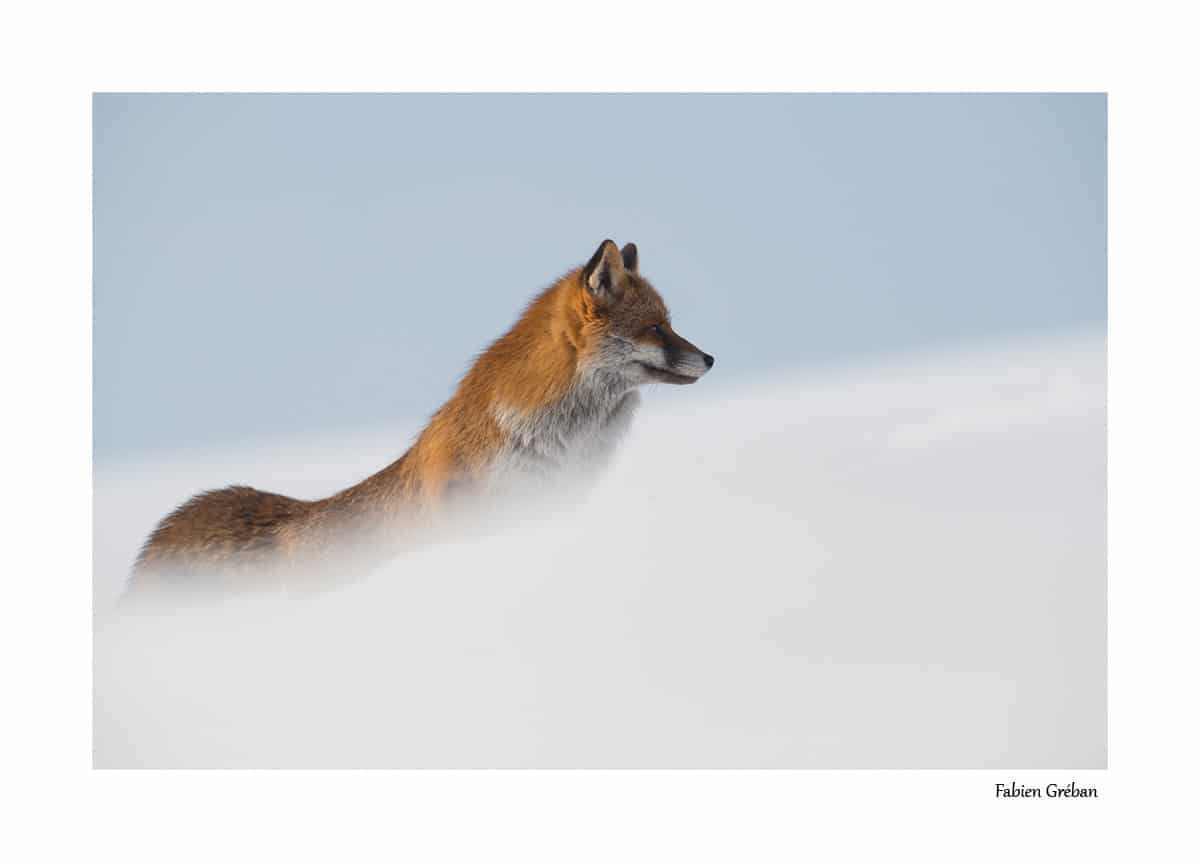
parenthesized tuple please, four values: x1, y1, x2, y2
(583, 239, 626, 306)
(620, 243, 638, 273)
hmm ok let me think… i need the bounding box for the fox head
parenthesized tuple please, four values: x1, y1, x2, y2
(578, 239, 714, 386)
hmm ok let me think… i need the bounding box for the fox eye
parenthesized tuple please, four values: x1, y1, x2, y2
(651, 324, 666, 337)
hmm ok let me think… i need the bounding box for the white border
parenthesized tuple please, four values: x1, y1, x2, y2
(4, 0, 1199, 858)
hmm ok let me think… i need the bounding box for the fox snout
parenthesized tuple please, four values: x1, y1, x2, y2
(640, 327, 714, 385)
(668, 329, 714, 378)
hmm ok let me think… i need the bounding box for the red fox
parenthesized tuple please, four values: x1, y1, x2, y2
(131, 239, 714, 588)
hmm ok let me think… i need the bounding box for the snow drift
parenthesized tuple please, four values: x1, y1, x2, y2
(94, 329, 1105, 767)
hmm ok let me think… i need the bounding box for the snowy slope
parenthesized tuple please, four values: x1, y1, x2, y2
(94, 330, 1105, 767)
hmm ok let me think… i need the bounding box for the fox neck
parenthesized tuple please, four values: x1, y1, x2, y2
(490, 366, 641, 487)
(325, 272, 639, 518)
(481, 274, 641, 489)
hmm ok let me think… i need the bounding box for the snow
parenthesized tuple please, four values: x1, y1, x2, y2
(94, 329, 1105, 767)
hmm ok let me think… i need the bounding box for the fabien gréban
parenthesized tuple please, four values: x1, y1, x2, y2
(996, 782, 1098, 798)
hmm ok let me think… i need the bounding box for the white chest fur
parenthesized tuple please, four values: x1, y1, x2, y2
(490, 369, 641, 489)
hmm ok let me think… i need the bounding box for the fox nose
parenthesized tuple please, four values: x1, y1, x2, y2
(703, 353, 715, 369)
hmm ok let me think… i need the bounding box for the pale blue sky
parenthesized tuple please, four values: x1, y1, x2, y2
(94, 94, 1105, 459)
